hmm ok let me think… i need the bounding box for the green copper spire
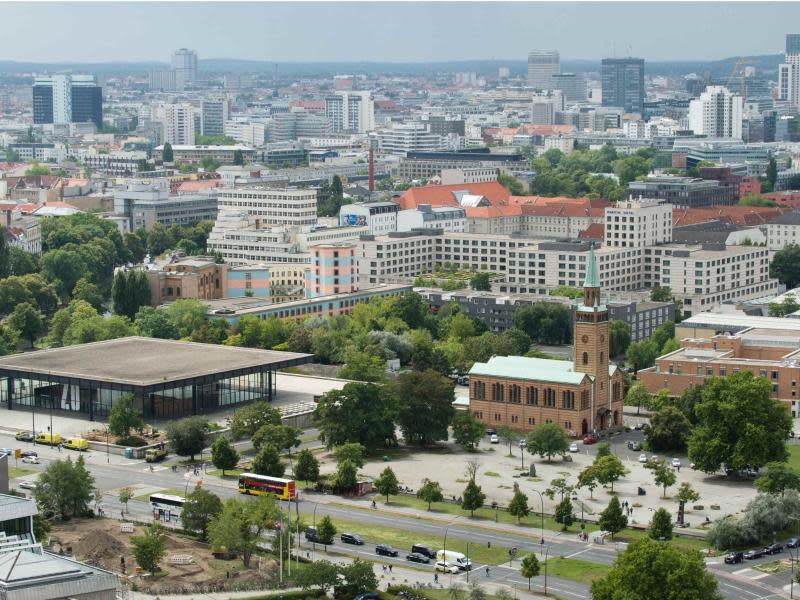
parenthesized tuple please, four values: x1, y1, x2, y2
(583, 244, 600, 289)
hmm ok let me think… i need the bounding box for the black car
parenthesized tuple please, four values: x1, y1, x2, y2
(341, 533, 365, 546)
(411, 544, 438, 559)
(376, 544, 399, 557)
(788, 538, 800, 548)
(724, 552, 744, 564)
(485, 428, 497, 437)
(19, 450, 37, 458)
(744, 549, 764, 560)
(406, 552, 430, 564)
(766, 543, 784, 555)
(304, 526, 331, 544)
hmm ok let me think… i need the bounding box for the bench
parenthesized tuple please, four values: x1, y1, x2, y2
(168, 554, 194, 565)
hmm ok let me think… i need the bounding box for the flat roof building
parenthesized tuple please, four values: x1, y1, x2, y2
(0, 337, 312, 421)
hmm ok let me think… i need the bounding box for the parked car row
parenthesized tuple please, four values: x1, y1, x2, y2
(725, 541, 792, 564)
(13, 431, 89, 450)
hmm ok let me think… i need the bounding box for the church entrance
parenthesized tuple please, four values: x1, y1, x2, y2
(581, 419, 588, 436)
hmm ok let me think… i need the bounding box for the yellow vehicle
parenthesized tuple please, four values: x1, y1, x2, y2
(145, 448, 168, 463)
(35, 433, 61, 446)
(62, 437, 89, 451)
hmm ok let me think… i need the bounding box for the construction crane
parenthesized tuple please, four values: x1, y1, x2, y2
(725, 59, 758, 99)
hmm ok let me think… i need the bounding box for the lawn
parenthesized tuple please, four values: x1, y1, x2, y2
(299, 513, 515, 565)
(788, 445, 800, 471)
(8, 467, 34, 479)
(207, 467, 245, 479)
(612, 527, 713, 554)
(133, 488, 186, 503)
(543, 557, 611, 584)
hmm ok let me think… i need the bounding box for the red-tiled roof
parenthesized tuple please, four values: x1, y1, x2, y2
(397, 182, 510, 210)
(579, 223, 605, 240)
(672, 205, 792, 227)
(177, 180, 222, 193)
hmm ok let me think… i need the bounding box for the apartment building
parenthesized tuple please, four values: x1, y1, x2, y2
(765, 211, 800, 251)
(227, 263, 306, 302)
(217, 187, 317, 228)
(325, 91, 375, 133)
(397, 204, 467, 233)
(161, 103, 195, 146)
(158, 145, 257, 165)
(688, 86, 743, 139)
(305, 243, 358, 297)
(339, 201, 399, 235)
(440, 167, 499, 185)
(604, 198, 672, 248)
(201, 99, 229, 136)
(377, 123, 447, 156)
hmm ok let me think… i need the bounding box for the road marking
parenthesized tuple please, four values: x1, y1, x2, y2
(565, 547, 593, 559)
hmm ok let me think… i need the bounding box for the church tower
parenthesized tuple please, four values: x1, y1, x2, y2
(573, 245, 611, 430)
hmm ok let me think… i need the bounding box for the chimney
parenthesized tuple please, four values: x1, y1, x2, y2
(368, 147, 374, 192)
(4, 210, 10, 229)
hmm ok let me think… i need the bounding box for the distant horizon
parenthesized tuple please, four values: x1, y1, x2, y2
(0, 2, 796, 64)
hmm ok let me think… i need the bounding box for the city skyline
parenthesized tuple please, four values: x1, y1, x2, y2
(0, 1, 798, 64)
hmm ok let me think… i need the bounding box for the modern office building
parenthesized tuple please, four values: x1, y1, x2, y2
(201, 99, 229, 136)
(468, 249, 624, 436)
(688, 86, 743, 139)
(779, 34, 800, 108)
(325, 91, 375, 133)
(551, 73, 587, 103)
(601, 58, 645, 114)
(172, 48, 198, 89)
(627, 176, 737, 208)
(217, 187, 318, 228)
(377, 123, 446, 156)
(0, 337, 311, 420)
(339, 201, 399, 235)
(157, 144, 256, 165)
(527, 50, 560, 89)
(149, 69, 177, 91)
(113, 180, 218, 230)
(397, 204, 467, 233)
(32, 74, 103, 128)
(396, 151, 527, 181)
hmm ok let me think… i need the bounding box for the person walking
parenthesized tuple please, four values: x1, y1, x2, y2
(485, 566, 490, 577)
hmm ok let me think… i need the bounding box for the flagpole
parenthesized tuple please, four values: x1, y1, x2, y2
(279, 505, 283, 584)
(286, 499, 291, 576)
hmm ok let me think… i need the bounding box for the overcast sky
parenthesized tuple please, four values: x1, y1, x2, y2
(0, 2, 795, 64)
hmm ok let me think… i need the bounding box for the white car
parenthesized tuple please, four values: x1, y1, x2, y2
(18, 481, 34, 490)
(569, 442, 579, 453)
(490, 434, 499, 444)
(21, 456, 39, 464)
(638, 453, 648, 463)
(435, 561, 460, 574)
(671, 458, 681, 468)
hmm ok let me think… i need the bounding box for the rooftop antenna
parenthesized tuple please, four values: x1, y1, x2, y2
(274, 63, 278, 84)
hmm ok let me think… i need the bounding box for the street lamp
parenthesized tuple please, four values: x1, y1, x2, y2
(543, 544, 550, 595)
(529, 489, 545, 549)
(789, 546, 796, 599)
(311, 501, 319, 559)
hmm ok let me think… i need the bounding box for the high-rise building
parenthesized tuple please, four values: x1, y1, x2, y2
(779, 34, 800, 108)
(172, 48, 198, 89)
(688, 85, 743, 139)
(201, 99, 229, 136)
(324, 91, 375, 133)
(32, 74, 103, 128)
(601, 58, 645, 114)
(527, 51, 560, 89)
(550, 73, 587, 103)
(149, 69, 177, 91)
(162, 103, 195, 145)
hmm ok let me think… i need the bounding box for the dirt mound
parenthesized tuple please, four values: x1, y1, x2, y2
(72, 528, 126, 568)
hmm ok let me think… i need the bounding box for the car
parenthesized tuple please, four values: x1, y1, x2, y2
(304, 526, 331, 544)
(406, 552, 430, 564)
(583, 435, 598, 445)
(411, 544, 437, 559)
(0, 448, 12, 456)
(435, 561, 460, 574)
(650, 455, 659, 463)
(627, 440, 640, 451)
(766, 543, 784, 555)
(14, 431, 34, 442)
(788, 538, 800, 548)
(376, 544, 398, 557)
(639, 453, 648, 463)
(20, 451, 37, 458)
(671, 458, 681, 468)
(18, 481, 34, 490)
(341, 533, 364, 546)
(485, 428, 496, 437)
(490, 434, 499, 444)
(633, 423, 644, 431)
(21, 456, 39, 464)
(744, 549, 764, 560)
(569, 442, 579, 453)
(724, 552, 744, 564)
(457, 376, 469, 386)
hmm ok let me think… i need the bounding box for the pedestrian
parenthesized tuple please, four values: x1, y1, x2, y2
(120, 510, 124, 520)
(382, 564, 387, 572)
(485, 566, 490, 577)
(388, 564, 392, 573)
(434, 573, 438, 584)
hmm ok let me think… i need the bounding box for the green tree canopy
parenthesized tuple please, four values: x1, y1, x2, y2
(609, 320, 631, 357)
(229, 401, 281, 440)
(112, 270, 151, 320)
(6, 301, 45, 346)
(374, 466, 400, 503)
(451, 411, 484, 452)
(770, 244, 800, 289)
(470, 272, 492, 291)
(526, 423, 569, 462)
(461, 478, 486, 517)
(649, 507, 674, 541)
(131, 523, 166, 574)
(166, 416, 209, 460)
(508, 483, 530, 523)
(210, 436, 240, 475)
(294, 448, 320, 483)
(107, 393, 143, 437)
(252, 445, 285, 478)
(598, 495, 627, 539)
(417, 478, 444, 510)
(754, 462, 800, 497)
(512, 302, 572, 345)
(594, 454, 629, 492)
(313, 383, 397, 450)
(555, 497, 575, 530)
(33, 456, 96, 519)
(645, 405, 692, 453)
(520, 553, 541, 590)
(181, 488, 223, 540)
(165, 299, 207, 338)
(162, 142, 174, 162)
(392, 370, 454, 445)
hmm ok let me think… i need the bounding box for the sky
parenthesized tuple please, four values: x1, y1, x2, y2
(0, 1, 797, 64)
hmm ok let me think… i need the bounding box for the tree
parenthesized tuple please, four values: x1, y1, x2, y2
(333, 443, 367, 468)
(33, 456, 95, 519)
(555, 497, 575, 530)
(393, 370, 454, 445)
(470, 273, 491, 291)
(229, 401, 281, 440)
(451, 411, 484, 452)
(770, 244, 800, 290)
(497, 172, 525, 195)
(296, 559, 339, 594)
(626, 339, 659, 372)
(675, 482, 700, 506)
(688, 371, 791, 473)
(650, 461, 677, 498)
(181, 488, 223, 540)
(598, 496, 627, 539)
(208, 496, 278, 567)
(520, 553, 541, 590)
(162, 142, 173, 162)
(374, 467, 400, 503)
(233, 149, 245, 166)
(72, 278, 103, 312)
(417, 478, 444, 510)
(577, 464, 600, 499)
(768, 296, 800, 318)
(316, 515, 337, 547)
(645, 405, 692, 453)
(294, 448, 320, 483)
(755, 462, 800, 497)
(32, 513, 51, 543)
(508, 483, 530, 523)
(595, 454, 629, 493)
(335, 558, 379, 599)
(108, 393, 143, 437)
(252, 445, 285, 478)
(314, 383, 397, 450)
(337, 350, 386, 382)
(135, 306, 179, 339)
(8, 247, 37, 277)
(590, 538, 722, 600)
(7, 302, 44, 346)
(211, 436, 239, 476)
(625, 383, 652, 416)
(131, 523, 166, 574)
(461, 479, 486, 517)
(595, 442, 611, 459)
(512, 302, 571, 345)
(166, 416, 208, 460)
(609, 320, 631, 357)
(650, 286, 674, 302)
(112, 270, 151, 320)
(165, 299, 207, 338)
(649, 507, 674, 541)
(252, 424, 300, 454)
(767, 157, 778, 190)
(118, 486, 134, 514)
(335, 458, 358, 491)
(526, 423, 569, 462)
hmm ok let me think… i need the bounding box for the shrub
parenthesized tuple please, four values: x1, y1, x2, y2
(115, 435, 147, 447)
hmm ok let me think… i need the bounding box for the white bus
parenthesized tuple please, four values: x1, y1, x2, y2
(150, 493, 185, 522)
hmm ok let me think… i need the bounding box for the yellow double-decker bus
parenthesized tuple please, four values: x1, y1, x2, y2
(238, 473, 297, 500)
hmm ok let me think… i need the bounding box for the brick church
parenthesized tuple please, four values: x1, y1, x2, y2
(468, 247, 625, 436)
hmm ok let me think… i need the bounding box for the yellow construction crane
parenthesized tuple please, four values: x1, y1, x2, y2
(725, 59, 758, 99)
